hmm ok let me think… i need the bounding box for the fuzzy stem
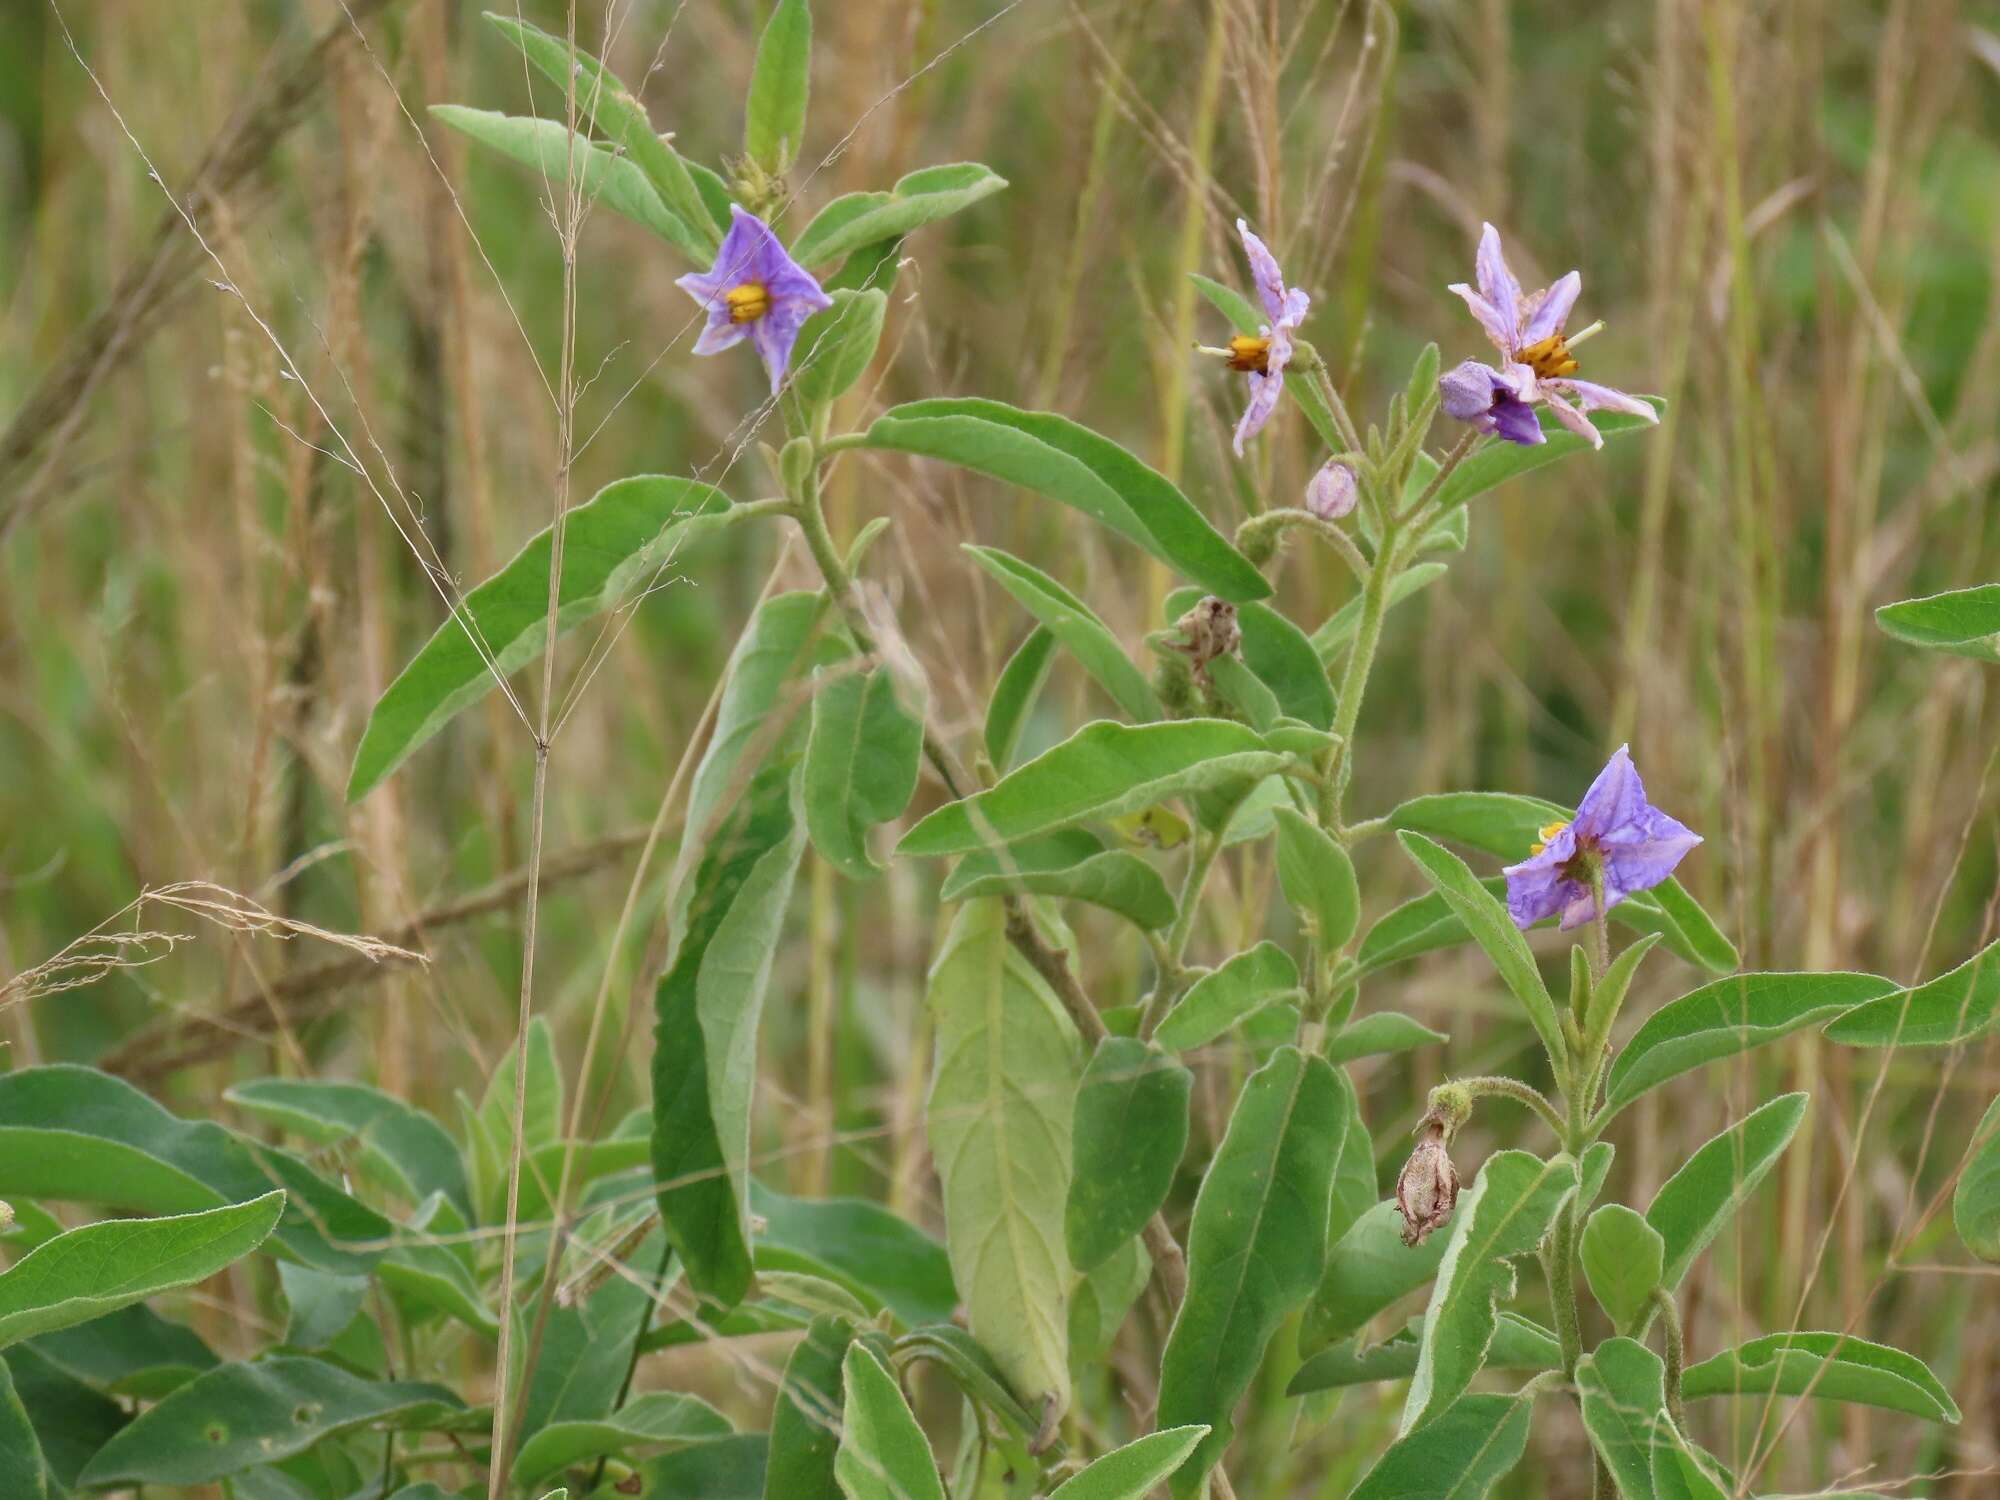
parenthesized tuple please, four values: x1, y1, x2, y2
(1546, 1198, 1584, 1381)
(1653, 1288, 1687, 1428)
(1456, 1074, 1567, 1139)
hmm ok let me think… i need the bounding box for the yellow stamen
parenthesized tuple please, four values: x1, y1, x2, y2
(1530, 820, 1570, 856)
(1518, 332, 1578, 380)
(724, 283, 769, 324)
(1226, 334, 1272, 374)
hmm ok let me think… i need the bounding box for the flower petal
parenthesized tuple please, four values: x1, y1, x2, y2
(1503, 844, 1576, 930)
(750, 303, 816, 392)
(1521, 270, 1581, 345)
(1233, 368, 1283, 455)
(1448, 282, 1516, 355)
(1237, 220, 1291, 327)
(1554, 379, 1658, 421)
(1601, 823, 1702, 903)
(1490, 395, 1545, 446)
(692, 317, 747, 356)
(1541, 387, 1603, 448)
(1573, 744, 1648, 838)
(1475, 223, 1521, 340)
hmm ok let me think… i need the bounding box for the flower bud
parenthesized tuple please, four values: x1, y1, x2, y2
(1305, 459, 1358, 521)
(1396, 1123, 1460, 1247)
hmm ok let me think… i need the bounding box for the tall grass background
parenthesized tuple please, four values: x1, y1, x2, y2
(1, 0, 1996, 1493)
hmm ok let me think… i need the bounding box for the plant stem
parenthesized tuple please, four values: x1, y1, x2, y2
(1456, 1075, 1567, 1139)
(1321, 530, 1396, 828)
(1546, 1197, 1584, 1381)
(1166, 828, 1226, 962)
(1653, 1288, 1687, 1428)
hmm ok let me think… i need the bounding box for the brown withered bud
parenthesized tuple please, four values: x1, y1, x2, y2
(1167, 595, 1241, 684)
(1396, 1107, 1463, 1248)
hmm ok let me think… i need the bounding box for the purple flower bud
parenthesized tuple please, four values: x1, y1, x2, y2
(1440, 359, 1545, 447)
(1305, 460, 1358, 521)
(1396, 1121, 1460, 1247)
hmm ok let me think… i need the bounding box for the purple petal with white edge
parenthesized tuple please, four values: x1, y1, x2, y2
(1555, 379, 1659, 421)
(1233, 369, 1283, 455)
(1541, 387, 1603, 449)
(1572, 744, 1649, 839)
(1448, 283, 1517, 355)
(750, 304, 816, 392)
(1474, 224, 1521, 340)
(692, 319, 747, 356)
(1521, 270, 1581, 345)
(1280, 287, 1311, 330)
(1237, 220, 1291, 326)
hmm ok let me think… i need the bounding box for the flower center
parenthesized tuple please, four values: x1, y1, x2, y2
(1530, 820, 1569, 856)
(1518, 332, 1578, 380)
(724, 283, 770, 324)
(1226, 334, 1272, 374)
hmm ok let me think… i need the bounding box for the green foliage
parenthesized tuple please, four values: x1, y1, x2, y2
(1346, 1393, 1532, 1499)
(744, 0, 812, 173)
(804, 658, 924, 877)
(1164, 589, 1337, 728)
(833, 1344, 946, 1500)
(1824, 937, 2000, 1047)
(794, 289, 888, 406)
(1323, 1010, 1446, 1063)
(969, 545, 1159, 721)
(1953, 1094, 2000, 1262)
(1152, 941, 1302, 1052)
(1579, 1204, 1665, 1330)
(513, 1391, 733, 1486)
(1300, 1199, 1448, 1354)
(1874, 582, 2000, 662)
(791, 164, 1009, 266)
(225, 1080, 471, 1219)
(1646, 1094, 1808, 1292)
(1044, 1426, 1208, 1500)
(762, 1315, 852, 1500)
(940, 835, 1177, 931)
(1289, 1313, 1558, 1394)
(1681, 1332, 1959, 1422)
(0, 1358, 48, 1500)
(984, 627, 1057, 772)
(1271, 807, 1358, 948)
(1065, 1038, 1190, 1272)
(1575, 1336, 1678, 1498)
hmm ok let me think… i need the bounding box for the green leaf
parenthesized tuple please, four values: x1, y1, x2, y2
(1165, 589, 1336, 729)
(1386, 791, 1737, 973)
(277, 1262, 366, 1351)
(751, 1184, 958, 1328)
(7, 1344, 126, 1488)
(1431, 400, 1664, 514)
(1326, 1070, 1377, 1247)
(1311, 563, 1449, 664)
(77, 1356, 465, 1487)
(833, 1344, 946, 1500)
(1682, 1332, 1959, 1422)
(1402, 1150, 1578, 1434)
(1271, 808, 1358, 948)
(1045, 1426, 1209, 1500)
(1152, 941, 1302, 1053)
(1824, 937, 2000, 1047)
(226, 1079, 470, 1220)
(1065, 1038, 1191, 1272)
(791, 163, 1007, 267)
(892, 1322, 1041, 1440)
(1579, 1205, 1664, 1330)
(900, 720, 1287, 857)
(762, 1314, 851, 1500)
(482, 13, 719, 256)
(860, 400, 1269, 602)
(1157, 1046, 1345, 1498)
(0, 1358, 48, 1500)
(1346, 1393, 1532, 1500)
(941, 840, 1176, 931)
(745, 0, 811, 172)
(0, 1066, 389, 1275)
(473, 1015, 563, 1222)
(0, 1194, 281, 1349)
(1645, 1093, 1807, 1292)
(1356, 884, 1489, 974)
(793, 289, 887, 407)
(1875, 582, 2000, 663)
(1069, 1236, 1151, 1367)
(1397, 833, 1568, 1072)
(925, 901, 1080, 1412)
(1324, 1011, 1447, 1065)
(1288, 1312, 1559, 1394)
(969, 546, 1159, 722)
(984, 627, 1056, 772)
(1575, 1336, 1676, 1500)
(1952, 1094, 2000, 1262)
(654, 766, 807, 1306)
(1299, 1199, 1449, 1354)
(428, 106, 707, 258)
(347, 476, 729, 799)
(804, 660, 924, 878)
(612, 1434, 770, 1498)
(513, 1391, 733, 1485)
(25, 1303, 216, 1400)
(1603, 971, 1898, 1117)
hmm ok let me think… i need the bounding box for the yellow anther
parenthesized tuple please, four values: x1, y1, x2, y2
(724, 283, 770, 324)
(1518, 332, 1578, 380)
(1226, 334, 1272, 374)
(1531, 820, 1570, 856)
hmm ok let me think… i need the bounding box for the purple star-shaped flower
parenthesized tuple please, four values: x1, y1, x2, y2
(676, 205, 833, 393)
(1444, 223, 1658, 450)
(1227, 220, 1310, 456)
(1502, 745, 1702, 930)
(1439, 359, 1544, 447)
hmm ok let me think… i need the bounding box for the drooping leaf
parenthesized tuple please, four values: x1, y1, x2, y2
(1157, 1046, 1344, 1498)
(1401, 1151, 1578, 1434)
(744, 0, 811, 172)
(1874, 583, 2000, 663)
(1681, 1333, 1959, 1422)
(654, 766, 808, 1306)
(1645, 1093, 1807, 1292)
(1575, 1336, 1677, 1500)
(762, 1315, 852, 1500)
(1824, 938, 2000, 1048)
(1579, 1204, 1665, 1330)
(77, 1356, 465, 1487)
(984, 627, 1057, 773)
(1397, 833, 1568, 1071)
(892, 1322, 1042, 1441)
(513, 1390, 733, 1485)
(833, 1344, 946, 1500)
(1952, 1094, 2000, 1262)
(791, 163, 1008, 268)
(347, 476, 730, 799)
(1288, 1313, 1559, 1394)
(1065, 1038, 1191, 1273)
(1045, 1426, 1209, 1500)
(0, 1194, 281, 1350)
(924, 901, 1080, 1412)
(804, 658, 924, 878)
(901, 720, 1288, 857)
(1271, 807, 1358, 948)
(1153, 942, 1302, 1054)
(1430, 400, 1665, 514)
(941, 838, 1176, 931)
(1346, 1393, 1532, 1500)
(225, 1079, 471, 1220)
(860, 400, 1270, 602)
(970, 546, 1159, 722)
(1603, 972, 1898, 1117)
(0, 1357, 48, 1500)
(1299, 1199, 1449, 1354)
(793, 289, 888, 407)
(1165, 588, 1336, 729)
(750, 1183, 958, 1328)
(1324, 1011, 1447, 1065)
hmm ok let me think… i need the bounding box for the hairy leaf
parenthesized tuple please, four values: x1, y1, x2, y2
(1153, 941, 1302, 1053)
(1289, 1313, 1559, 1394)
(1347, 1393, 1532, 1499)
(763, 1315, 852, 1500)
(1824, 937, 2000, 1048)
(1300, 1199, 1449, 1355)
(744, 0, 811, 171)
(513, 1390, 732, 1485)
(984, 627, 1057, 772)
(1046, 1426, 1209, 1500)
(1875, 582, 2000, 663)
(225, 1079, 469, 1220)
(1681, 1332, 1959, 1422)
(834, 1344, 946, 1500)
(751, 1183, 958, 1328)
(970, 545, 1159, 722)
(804, 658, 924, 878)
(1953, 1094, 2000, 1262)
(1065, 1038, 1191, 1272)
(1646, 1093, 1807, 1292)
(1324, 1011, 1447, 1064)
(1271, 807, 1358, 948)
(1579, 1205, 1664, 1330)
(792, 163, 1008, 267)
